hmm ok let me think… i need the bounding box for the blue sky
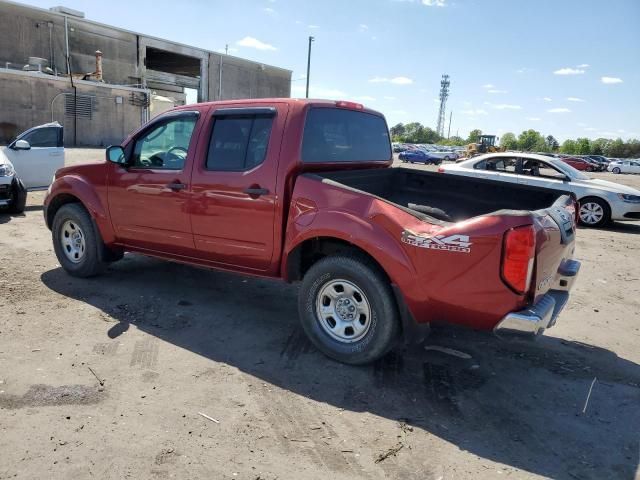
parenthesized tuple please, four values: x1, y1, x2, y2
(22, 0, 640, 141)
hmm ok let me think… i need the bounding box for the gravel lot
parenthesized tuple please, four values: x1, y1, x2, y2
(1, 149, 639, 479)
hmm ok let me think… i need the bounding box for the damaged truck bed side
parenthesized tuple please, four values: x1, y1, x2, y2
(44, 98, 581, 365)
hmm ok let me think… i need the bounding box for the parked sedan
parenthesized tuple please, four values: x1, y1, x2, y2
(559, 156, 596, 171)
(608, 159, 640, 174)
(439, 153, 640, 227)
(399, 149, 442, 165)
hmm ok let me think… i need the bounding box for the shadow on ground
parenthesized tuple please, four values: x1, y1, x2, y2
(41, 255, 640, 479)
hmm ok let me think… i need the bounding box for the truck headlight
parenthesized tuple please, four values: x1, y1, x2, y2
(618, 193, 640, 203)
(0, 163, 15, 177)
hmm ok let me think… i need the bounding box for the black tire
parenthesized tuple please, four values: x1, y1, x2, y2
(52, 203, 108, 277)
(7, 178, 27, 214)
(298, 254, 400, 365)
(612, 167, 621, 174)
(578, 197, 611, 228)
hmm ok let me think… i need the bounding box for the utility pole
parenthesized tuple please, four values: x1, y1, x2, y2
(305, 36, 314, 98)
(447, 111, 452, 139)
(436, 74, 450, 137)
(225, 44, 228, 55)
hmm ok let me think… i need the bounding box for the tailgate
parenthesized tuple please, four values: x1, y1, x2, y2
(531, 194, 578, 300)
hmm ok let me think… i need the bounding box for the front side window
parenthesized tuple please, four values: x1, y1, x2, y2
(22, 127, 60, 147)
(301, 108, 391, 163)
(206, 115, 273, 171)
(132, 115, 197, 170)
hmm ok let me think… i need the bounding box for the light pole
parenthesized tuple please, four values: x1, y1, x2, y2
(305, 36, 314, 98)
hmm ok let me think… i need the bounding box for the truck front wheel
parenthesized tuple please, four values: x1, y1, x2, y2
(298, 254, 400, 365)
(52, 204, 108, 277)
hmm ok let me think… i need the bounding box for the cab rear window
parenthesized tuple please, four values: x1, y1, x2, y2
(301, 108, 391, 163)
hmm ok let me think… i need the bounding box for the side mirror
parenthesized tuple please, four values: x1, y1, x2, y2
(14, 139, 31, 150)
(106, 145, 126, 165)
(563, 175, 571, 182)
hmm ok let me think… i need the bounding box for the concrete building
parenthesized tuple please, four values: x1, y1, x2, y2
(0, 1, 292, 146)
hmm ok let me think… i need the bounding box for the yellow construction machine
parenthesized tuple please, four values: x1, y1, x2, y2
(465, 135, 505, 158)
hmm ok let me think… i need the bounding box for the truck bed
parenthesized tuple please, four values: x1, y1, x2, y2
(314, 167, 571, 222)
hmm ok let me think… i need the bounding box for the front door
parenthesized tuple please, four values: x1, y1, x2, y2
(108, 111, 199, 254)
(189, 104, 287, 272)
(5, 125, 64, 189)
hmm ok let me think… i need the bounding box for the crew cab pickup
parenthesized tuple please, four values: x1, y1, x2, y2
(44, 99, 581, 364)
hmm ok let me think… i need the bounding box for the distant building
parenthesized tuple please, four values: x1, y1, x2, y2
(0, 1, 292, 146)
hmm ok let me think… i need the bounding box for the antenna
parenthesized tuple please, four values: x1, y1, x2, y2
(436, 74, 450, 137)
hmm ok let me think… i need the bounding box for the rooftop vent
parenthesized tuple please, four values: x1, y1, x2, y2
(49, 6, 85, 18)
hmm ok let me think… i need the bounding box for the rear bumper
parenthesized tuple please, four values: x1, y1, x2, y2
(494, 259, 580, 337)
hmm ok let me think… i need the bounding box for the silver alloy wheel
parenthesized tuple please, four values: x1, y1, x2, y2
(60, 219, 86, 263)
(579, 202, 604, 225)
(613, 167, 621, 174)
(316, 279, 372, 343)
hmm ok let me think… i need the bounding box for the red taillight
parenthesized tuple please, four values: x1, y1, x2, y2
(565, 199, 579, 224)
(502, 225, 536, 294)
(335, 100, 364, 110)
(437, 167, 445, 173)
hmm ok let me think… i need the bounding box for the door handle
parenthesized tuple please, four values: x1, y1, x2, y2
(243, 187, 269, 197)
(166, 182, 186, 191)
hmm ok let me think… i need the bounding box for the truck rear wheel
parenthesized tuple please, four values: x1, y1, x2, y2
(298, 254, 400, 365)
(52, 204, 108, 277)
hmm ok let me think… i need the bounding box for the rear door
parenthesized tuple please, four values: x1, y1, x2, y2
(5, 125, 64, 189)
(107, 110, 200, 254)
(189, 104, 287, 271)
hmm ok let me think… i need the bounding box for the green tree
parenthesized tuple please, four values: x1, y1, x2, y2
(466, 129, 482, 144)
(545, 135, 559, 151)
(517, 129, 544, 151)
(560, 139, 577, 155)
(500, 132, 518, 150)
(390, 123, 406, 140)
(575, 137, 591, 155)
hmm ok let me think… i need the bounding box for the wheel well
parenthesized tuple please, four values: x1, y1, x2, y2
(46, 193, 82, 229)
(286, 237, 389, 283)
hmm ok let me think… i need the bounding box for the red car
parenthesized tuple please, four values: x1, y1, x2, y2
(44, 99, 580, 364)
(559, 156, 595, 171)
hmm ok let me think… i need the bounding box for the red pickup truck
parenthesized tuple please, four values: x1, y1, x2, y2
(44, 99, 581, 364)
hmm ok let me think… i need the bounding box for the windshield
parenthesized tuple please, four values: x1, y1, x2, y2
(301, 107, 391, 163)
(549, 158, 590, 180)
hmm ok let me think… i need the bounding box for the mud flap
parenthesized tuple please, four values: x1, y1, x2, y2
(391, 284, 430, 344)
(9, 177, 27, 213)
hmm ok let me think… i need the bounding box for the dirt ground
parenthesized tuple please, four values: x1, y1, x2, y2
(0, 149, 639, 480)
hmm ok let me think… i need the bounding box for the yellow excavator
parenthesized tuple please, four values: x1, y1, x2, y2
(465, 135, 505, 158)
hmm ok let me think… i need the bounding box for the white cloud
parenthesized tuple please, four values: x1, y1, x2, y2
(358, 24, 369, 32)
(462, 109, 488, 116)
(543, 97, 552, 102)
(369, 76, 413, 85)
(422, 0, 447, 6)
(294, 20, 302, 24)
(485, 102, 522, 110)
(516, 67, 533, 74)
(548, 108, 571, 113)
(487, 89, 508, 94)
(553, 68, 585, 75)
(482, 84, 495, 89)
(308, 24, 320, 29)
(601, 76, 623, 84)
(577, 122, 587, 127)
(526, 117, 541, 121)
(567, 97, 585, 102)
(236, 36, 277, 51)
(291, 84, 347, 99)
(262, 7, 276, 14)
(576, 63, 590, 68)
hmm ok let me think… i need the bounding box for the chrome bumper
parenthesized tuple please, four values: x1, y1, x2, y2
(494, 259, 580, 337)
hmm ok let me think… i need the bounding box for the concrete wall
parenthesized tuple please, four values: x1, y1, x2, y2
(0, 70, 145, 146)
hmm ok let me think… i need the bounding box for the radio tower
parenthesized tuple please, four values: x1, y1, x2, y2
(436, 74, 450, 137)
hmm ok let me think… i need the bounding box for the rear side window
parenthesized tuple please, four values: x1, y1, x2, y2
(22, 127, 60, 147)
(206, 116, 273, 171)
(301, 108, 391, 163)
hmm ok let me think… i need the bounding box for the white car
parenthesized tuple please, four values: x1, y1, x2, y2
(1, 122, 64, 213)
(608, 159, 640, 175)
(439, 152, 640, 227)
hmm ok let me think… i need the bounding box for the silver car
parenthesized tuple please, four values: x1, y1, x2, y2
(440, 152, 640, 227)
